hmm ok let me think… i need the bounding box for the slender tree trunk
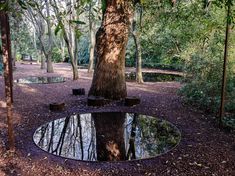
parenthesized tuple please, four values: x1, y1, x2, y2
(70, 0, 79, 80)
(38, 36, 46, 69)
(50, 0, 79, 80)
(33, 29, 40, 64)
(71, 58, 78, 80)
(72, 29, 79, 80)
(41, 54, 46, 69)
(12, 40, 17, 67)
(60, 40, 65, 61)
(45, 0, 54, 73)
(132, 17, 143, 84)
(219, 3, 231, 124)
(89, 0, 134, 100)
(133, 33, 143, 83)
(64, 30, 79, 80)
(0, 12, 15, 151)
(88, 2, 96, 73)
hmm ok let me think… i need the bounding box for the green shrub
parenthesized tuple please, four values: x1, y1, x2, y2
(180, 52, 235, 114)
(52, 48, 63, 63)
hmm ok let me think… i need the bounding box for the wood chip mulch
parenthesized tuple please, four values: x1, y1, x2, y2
(0, 63, 234, 176)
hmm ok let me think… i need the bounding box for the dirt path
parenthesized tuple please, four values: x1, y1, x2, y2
(0, 63, 234, 176)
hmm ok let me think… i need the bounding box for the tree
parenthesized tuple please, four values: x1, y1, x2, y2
(131, 6, 143, 84)
(51, 0, 80, 80)
(44, 0, 54, 72)
(88, 0, 135, 100)
(25, 8, 46, 69)
(219, 0, 232, 124)
(26, 0, 54, 72)
(87, 0, 98, 73)
(0, 10, 15, 150)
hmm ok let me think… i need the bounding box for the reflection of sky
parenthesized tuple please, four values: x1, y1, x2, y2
(34, 114, 97, 161)
(14, 77, 65, 84)
(125, 114, 144, 159)
(33, 113, 180, 161)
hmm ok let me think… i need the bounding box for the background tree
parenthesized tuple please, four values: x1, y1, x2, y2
(87, 0, 97, 73)
(25, 8, 47, 69)
(26, 0, 54, 72)
(51, 0, 83, 80)
(131, 4, 143, 83)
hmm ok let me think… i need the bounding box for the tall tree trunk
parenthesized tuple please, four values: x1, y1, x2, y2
(70, 0, 79, 80)
(60, 39, 65, 61)
(89, 0, 134, 100)
(219, 3, 231, 124)
(40, 48, 46, 69)
(88, 2, 96, 73)
(71, 57, 78, 80)
(63, 28, 79, 80)
(51, 0, 79, 80)
(45, 0, 54, 73)
(0, 12, 15, 150)
(132, 17, 143, 84)
(71, 29, 79, 80)
(133, 33, 143, 83)
(12, 40, 17, 67)
(33, 29, 40, 64)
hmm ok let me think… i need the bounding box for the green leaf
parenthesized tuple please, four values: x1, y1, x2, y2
(27, 1, 37, 8)
(0, 2, 8, 11)
(18, 0, 28, 10)
(70, 20, 86, 25)
(101, 0, 106, 14)
(55, 22, 63, 36)
(55, 25, 61, 36)
(75, 29, 82, 39)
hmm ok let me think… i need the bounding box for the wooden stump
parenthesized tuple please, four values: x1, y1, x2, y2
(49, 102, 65, 111)
(124, 97, 140, 106)
(87, 96, 109, 106)
(72, 88, 85, 96)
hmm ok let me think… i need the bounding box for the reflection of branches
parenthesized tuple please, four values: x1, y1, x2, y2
(77, 115, 84, 160)
(126, 113, 137, 160)
(38, 124, 49, 146)
(52, 116, 70, 155)
(47, 121, 55, 152)
(87, 117, 95, 160)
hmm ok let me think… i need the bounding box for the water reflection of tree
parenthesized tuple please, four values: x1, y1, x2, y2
(93, 112, 126, 161)
(125, 114, 180, 159)
(34, 113, 180, 161)
(34, 114, 96, 160)
(137, 115, 180, 155)
(126, 113, 137, 160)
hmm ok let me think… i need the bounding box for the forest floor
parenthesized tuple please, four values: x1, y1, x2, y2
(0, 63, 234, 176)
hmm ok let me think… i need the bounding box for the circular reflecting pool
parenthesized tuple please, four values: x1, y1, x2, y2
(15, 76, 65, 84)
(33, 112, 181, 161)
(125, 72, 182, 82)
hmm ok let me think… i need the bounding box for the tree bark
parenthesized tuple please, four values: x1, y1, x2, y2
(0, 12, 15, 151)
(89, 0, 134, 100)
(63, 28, 79, 80)
(88, 2, 96, 73)
(40, 47, 46, 69)
(12, 40, 17, 67)
(219, 3, 231, 124)
(45, 0, 54, 73)
(132, 17, 143, 84)
(60, 39, 65, 61)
